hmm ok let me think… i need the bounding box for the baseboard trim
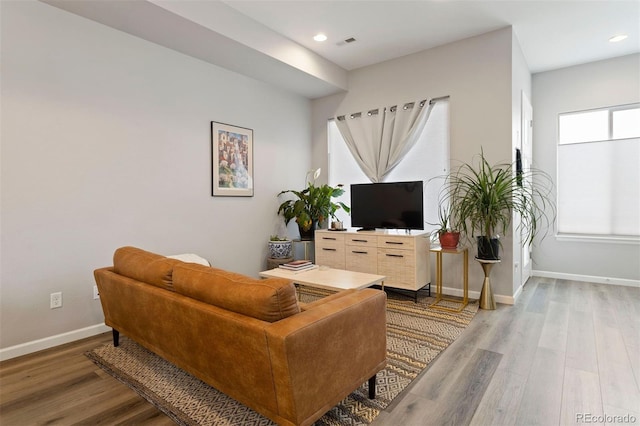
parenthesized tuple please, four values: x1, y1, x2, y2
(0, 323, 110, 361)
(438, 271, 638, 308)
(512, 283, 524, 304)
(493, 294, 515, 305)
(532, 270, 640, 288)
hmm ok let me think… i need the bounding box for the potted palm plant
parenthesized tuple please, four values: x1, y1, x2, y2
(442, 150, 555, 260)
(277, 171, 350, 240)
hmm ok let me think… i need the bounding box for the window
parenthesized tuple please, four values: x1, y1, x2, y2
(328, 100, 449, 231)
(557, 103, 640, 238)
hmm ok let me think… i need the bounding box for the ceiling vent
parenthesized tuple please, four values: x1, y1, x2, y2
(336, 37, 357, 46)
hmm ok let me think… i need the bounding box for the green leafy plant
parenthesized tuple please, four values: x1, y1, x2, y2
(277, 183, 350, 231)
(269, 235, 289, 241)
(441, 149, 555, 256)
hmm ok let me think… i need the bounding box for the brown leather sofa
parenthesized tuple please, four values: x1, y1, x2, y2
(94, 246, 387, 426)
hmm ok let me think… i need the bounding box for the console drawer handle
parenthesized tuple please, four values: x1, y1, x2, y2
(385, 241, 403, 245)
(322, 237, 337, 240)
(352, 250, 368, 254)
(322, 248, 337, 251)
(352, 239, 369, 243)
(386, 254, 404, 258)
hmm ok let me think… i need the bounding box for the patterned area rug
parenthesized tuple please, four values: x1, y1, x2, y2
(86, 287, 478, 425)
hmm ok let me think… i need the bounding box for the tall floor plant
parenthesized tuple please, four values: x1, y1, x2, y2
(441, 150, 555, 260)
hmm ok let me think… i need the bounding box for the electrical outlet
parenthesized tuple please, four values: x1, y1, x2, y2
(93, 285, 100, 300)
(50, 292, 62, 309)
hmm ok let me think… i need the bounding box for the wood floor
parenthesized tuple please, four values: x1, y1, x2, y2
(373, 277, 640, 425)
(1, 278, 638, 425)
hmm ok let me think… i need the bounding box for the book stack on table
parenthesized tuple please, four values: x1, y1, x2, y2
(278, 260, 318, 274)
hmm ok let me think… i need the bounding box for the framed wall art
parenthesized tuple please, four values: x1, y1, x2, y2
(211, 121, 254, 197)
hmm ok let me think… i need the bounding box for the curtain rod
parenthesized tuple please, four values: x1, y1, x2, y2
(429, 95, 450, 105)
(329, 95, 450, 121)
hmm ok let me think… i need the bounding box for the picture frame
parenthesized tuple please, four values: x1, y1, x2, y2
(211, 121, 254, 197)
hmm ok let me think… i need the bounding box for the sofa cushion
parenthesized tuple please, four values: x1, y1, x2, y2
(173, 263, 300, 322)
(113, 246, 180, 291)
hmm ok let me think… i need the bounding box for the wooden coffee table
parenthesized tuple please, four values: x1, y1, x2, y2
(259, 267, 386, 292)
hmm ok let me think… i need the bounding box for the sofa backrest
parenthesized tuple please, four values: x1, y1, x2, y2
(111, 246, 299, 323)
(113, 246, 181, 291)
(173, 263, 300, 323)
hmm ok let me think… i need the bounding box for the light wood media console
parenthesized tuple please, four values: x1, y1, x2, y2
(315, 229, 431, 298)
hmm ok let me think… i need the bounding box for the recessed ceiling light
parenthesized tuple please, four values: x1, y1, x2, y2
(609, 34, 628, 43)
(313, 33, 327, 42)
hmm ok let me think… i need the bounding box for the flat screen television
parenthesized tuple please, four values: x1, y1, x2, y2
(350, 181, 424, 230)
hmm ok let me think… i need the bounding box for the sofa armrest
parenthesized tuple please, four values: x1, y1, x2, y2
(265, 288, 387, 426)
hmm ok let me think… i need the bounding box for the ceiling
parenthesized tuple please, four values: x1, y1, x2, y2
(223, 0, 640, 73)
(44, 0, 640, 99)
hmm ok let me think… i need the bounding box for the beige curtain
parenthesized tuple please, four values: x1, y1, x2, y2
(335, 99, 434, 182)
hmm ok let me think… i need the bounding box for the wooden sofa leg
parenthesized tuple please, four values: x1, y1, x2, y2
(368, 375, 376, 399)
(112, 329, 120, 347)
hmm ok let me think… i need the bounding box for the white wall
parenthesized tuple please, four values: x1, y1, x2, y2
(312, 28, 517, 300)
(0, 1, 311, 351)
(532, 54, 640, 282)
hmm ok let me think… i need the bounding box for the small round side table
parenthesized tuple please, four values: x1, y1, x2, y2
(475, 257, 500, 310)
